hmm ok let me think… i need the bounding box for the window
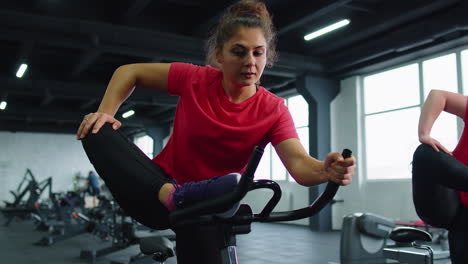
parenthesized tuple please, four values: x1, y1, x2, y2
(255, 95, 309, 181)
(363, 64, 420, 180)
(256, 143, 272, 180)
(134, 134, 154, 158)
(362, 50, 465, 180)
(462, 50, 468, 95)
(365, 108, 420, 179)
(423, 54, 458, 97)
(364, 64, 420, 114)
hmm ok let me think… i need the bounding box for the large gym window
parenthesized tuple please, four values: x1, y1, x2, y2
(255, 94, 309, 181)
(134, 134, 154, 158)
(364, 64, 420, 180)
(363, 50, 466, 180)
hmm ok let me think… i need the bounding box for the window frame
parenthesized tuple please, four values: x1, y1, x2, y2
(360, 47, 467, 182)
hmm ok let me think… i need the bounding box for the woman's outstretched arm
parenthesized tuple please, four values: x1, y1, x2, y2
(274, 138, 355, 186)
(77, 63, 171, 139)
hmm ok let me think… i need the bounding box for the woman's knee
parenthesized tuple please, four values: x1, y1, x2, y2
(412, 144, 434, 181)
(81, 123, 127, 157)
(82, 123, 116, 144)
(413, 144, 434, 164)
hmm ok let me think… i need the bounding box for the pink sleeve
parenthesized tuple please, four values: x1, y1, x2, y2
(270, 106, 299, 146)
(167, 63, 201, 96)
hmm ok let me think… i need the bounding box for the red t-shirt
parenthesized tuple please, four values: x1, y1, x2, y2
(152, 63, 299, 183)
(451, 99, 468, 207)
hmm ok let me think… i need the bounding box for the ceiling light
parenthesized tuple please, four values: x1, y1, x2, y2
(304, 19, 350, 41)
(122, 110, 135, 118)
(0, 101, 7, 110)
(16, 64, 28, 78)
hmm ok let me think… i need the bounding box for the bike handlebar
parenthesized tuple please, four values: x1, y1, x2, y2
(256, 148, 351, 222)
(169, 147, 352, 227)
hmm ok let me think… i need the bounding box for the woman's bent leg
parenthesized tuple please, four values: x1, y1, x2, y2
(412, 144, 468, 262)
(413, 144, 468, 191)
(412, 144, 463, 228)
(82, 123, 171, 230)
(448, 207, 468, 264)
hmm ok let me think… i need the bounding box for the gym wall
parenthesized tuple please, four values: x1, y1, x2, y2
(0, 131, 94, 203)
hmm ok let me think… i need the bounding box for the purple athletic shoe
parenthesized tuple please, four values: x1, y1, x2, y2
(173, 172, 241, 214)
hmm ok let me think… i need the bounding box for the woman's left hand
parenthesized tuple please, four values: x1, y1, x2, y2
(323, 152, 356, 185)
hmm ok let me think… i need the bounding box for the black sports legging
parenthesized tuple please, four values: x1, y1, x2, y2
(82, 123, 229, 263)
(412, 144, 468, 264)
(81, 123, 172, 230)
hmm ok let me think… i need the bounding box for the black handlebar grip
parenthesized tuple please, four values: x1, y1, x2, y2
(342, 148, 352, 159)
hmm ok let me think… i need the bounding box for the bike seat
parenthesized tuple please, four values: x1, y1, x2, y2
(390, 226, 432, 243)
(139, 236, 175, 261)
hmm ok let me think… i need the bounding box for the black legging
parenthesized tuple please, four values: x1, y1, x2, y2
(82, 123, 229, 263)
(81, 123, 172, 230)
(412, 144, 468, 264)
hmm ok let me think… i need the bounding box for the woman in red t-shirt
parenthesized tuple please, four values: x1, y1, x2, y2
(76, 1, 355, 262)
(414, 89, 468, 264)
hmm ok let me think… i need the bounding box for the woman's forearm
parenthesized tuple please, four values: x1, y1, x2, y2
(290, 157, 328, 186)
(418, 90, 445, 140)
(97, 65, 137, 116)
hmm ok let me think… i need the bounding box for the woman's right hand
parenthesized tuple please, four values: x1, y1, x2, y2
(76, 112, 122, 140)
(419, 134, 452, 155)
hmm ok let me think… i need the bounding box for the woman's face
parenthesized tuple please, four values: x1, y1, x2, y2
(217, 26, 267, 90)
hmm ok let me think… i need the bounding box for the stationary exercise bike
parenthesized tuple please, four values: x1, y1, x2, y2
(80, 196, 176, 264)
(137, 146, 351, 264)
(340, 212, 451, 264)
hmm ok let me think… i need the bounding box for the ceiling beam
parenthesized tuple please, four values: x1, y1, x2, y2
(342, 3, 375, 14)
(325, 17, 468, 75)
(0, 10, 319, 78)
(278, 0, 353, 36)
(158, 111, 176, 125)
(80, 98, 99, 110)
(70, 48, 101, 78)
(191, 1, 237, 36)
(122, 0, 153, 23)
(15, 41, 35, 71)
(313, 0, 461, 55)
(0, 75, 180, 106)
(40, 88, 54, 106)
(0, 121, 82, 134)
(333, 33, 468, 79)
(147, 106, 174, 117)
(0, 102, 157, 128)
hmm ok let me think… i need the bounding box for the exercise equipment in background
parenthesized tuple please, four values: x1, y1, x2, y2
(340, 212, 451, 264)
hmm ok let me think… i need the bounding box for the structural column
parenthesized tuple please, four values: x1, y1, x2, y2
(296, 75, 339, 231)
(146, 126, 170, 156)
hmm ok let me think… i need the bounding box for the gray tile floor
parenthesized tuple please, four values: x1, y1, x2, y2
(0, 214, 341, 263)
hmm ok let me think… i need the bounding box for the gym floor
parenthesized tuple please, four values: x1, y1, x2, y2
(0, 214, 341, 264)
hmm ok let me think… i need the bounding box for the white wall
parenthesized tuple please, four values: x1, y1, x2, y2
(330, 76, 419, 230)
(0, 131, 95, 203)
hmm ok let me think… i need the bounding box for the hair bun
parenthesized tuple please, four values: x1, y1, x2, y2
(229, 0, 270, 21)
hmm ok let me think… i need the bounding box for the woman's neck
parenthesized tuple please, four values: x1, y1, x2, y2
(222, 80, 257, 104)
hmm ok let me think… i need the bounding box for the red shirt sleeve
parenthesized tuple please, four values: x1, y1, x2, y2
(270, 105, 299, 146)
(167, 63, 202, 96)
